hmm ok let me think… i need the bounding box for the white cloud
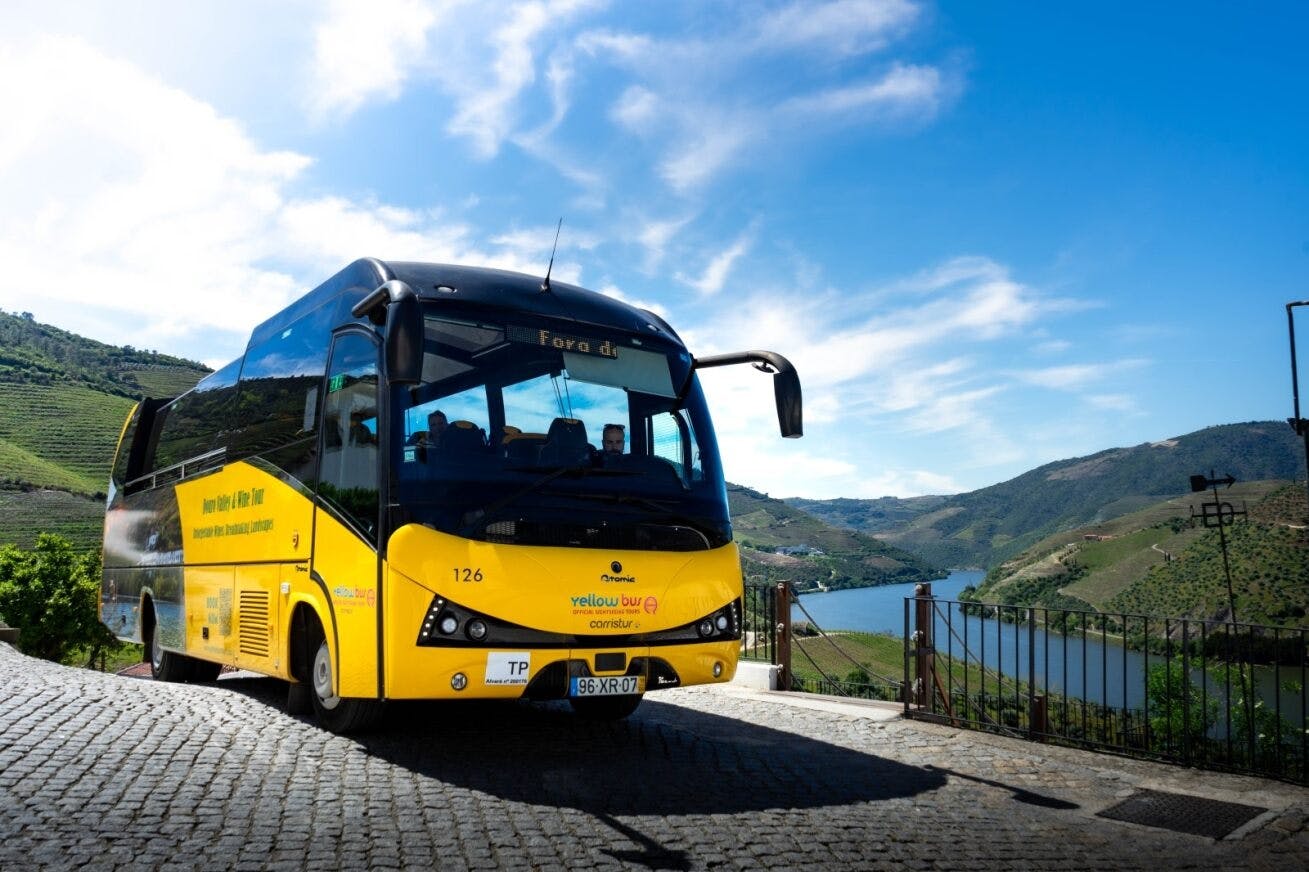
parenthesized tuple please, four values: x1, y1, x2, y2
(779, 63, 943, 120)
(1087, 394, 1139, 413)
(579, 2, 947, 192)
(610, 85, 660, 132)
(634, 214, 694, 271)
(1016, 359, 1148, 390)
(752, 0, 920, 57)
(0, 36, 490, 362)
(307, 0, 440, 119)
(676, 229, 755, 295)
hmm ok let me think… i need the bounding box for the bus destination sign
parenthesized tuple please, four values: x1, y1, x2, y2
(507, 325, 618, 358)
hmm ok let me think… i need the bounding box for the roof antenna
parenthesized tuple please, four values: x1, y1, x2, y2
(540, 217, 563, 293)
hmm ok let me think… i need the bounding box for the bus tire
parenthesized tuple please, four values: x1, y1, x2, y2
(307, 622, 383, 733)
(189, 659, 222, 682)
(569, 694, 643, 720)
(146, 608, 192, 683)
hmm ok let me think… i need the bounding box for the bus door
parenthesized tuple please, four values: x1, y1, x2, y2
(312, 330, 384, 699)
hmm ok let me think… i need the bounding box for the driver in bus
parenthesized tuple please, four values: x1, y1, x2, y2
(602, 423, 625, 455)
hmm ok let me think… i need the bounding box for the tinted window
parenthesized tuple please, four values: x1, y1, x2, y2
(230, 303, 333, 460)
(317, 333, 380, 541)
(151, 359, 241, 472)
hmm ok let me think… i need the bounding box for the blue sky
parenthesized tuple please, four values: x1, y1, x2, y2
(1, 1, 1306, 499)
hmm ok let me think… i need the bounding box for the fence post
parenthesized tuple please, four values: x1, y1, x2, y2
(1027, 607, 1038, 736)
(1029, 695, 1048, 739)
(914, 583, 934, 709)
(775, 582, 792, 691)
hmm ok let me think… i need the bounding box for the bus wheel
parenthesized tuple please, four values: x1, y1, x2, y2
(307, 630, 383, 733)
(569, 694, 643, 720)
(189, 660, 222, 682)
(147, 611, 192, 683)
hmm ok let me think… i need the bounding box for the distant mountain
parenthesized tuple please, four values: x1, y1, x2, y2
(787, 422, 1307, 570)
(785, 494, 948, 535)
(0, 310, 209, 549)
(728, 483, 945, 591)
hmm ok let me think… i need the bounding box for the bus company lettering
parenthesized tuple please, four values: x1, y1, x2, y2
(569, 593, 659, 616)
(601, 573, 636, 583)
(192, 518, 274, 539)
(589, 618, 635, 630)
(571, 593, 619, 608)
(202, 488, 265, 514)
(333, 586, 376, 608)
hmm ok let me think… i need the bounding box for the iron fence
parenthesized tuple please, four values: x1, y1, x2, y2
(904, 584, 1309, 784)
(741, 580, 779, 664)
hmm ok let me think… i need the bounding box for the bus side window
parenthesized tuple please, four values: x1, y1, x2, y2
(316, 332, 380, 541)
(646, 409, 704, 485)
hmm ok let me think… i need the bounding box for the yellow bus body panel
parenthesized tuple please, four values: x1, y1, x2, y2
(310, 508, 381, 698)
(383, 523, 742, 699)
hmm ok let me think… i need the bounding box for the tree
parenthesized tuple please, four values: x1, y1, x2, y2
(0, 535, 114, 664)
(1146, 659, 1218, 754)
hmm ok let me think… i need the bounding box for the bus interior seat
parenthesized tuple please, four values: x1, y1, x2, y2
(503, 431, 545, 465)
(539, 417, 590, 466)
(406, 430, 428, 446)
(440, 420, 487, 454)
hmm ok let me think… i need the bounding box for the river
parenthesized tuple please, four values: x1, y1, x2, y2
(793, 571, 1305, 727)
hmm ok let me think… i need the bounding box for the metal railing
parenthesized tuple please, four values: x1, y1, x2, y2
(742, 580, 791, 689)
(904, 583, 1309, 784)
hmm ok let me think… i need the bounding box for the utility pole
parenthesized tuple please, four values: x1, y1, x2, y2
(1189, 471, 1253, 756)
(1288, 301, 1309, 515)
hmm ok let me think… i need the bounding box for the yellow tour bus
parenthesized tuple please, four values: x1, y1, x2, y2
(102, 258, 801, 731)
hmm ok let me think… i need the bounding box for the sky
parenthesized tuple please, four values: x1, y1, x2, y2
(1, 1, 1306, 499)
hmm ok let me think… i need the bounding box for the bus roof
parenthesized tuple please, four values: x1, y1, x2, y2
(248, 258, 682, 350)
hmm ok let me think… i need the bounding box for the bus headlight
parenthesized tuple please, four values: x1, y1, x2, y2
(466, 619, 488, 641)
(439, 615, 459, 635)
(697, 619, 714, 638)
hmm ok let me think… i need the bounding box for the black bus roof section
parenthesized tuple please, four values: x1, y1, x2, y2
(248, 258, 683, 351)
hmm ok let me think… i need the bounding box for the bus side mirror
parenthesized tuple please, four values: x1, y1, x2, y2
(693, 350, 803, 439)
(353, 280, 423, 386)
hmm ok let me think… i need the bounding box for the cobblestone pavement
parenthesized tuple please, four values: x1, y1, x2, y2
(2, 643, 1307, 871)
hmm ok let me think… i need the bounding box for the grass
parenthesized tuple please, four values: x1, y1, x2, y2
(792, 630, 905, 684)
(76, 642, 144, 673)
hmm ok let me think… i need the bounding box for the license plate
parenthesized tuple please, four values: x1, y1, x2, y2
(570, 675, 644, 697)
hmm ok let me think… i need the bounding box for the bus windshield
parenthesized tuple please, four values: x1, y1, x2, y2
(393, 310, 730, 550)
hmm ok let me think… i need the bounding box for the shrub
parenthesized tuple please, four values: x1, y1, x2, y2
(0, 534, 115, 664)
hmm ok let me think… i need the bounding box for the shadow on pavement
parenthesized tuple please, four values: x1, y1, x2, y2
(370, 696, 943, 817)
(207, 675, 946, 813)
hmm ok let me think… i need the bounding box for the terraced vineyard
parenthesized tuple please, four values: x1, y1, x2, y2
(0, 383, 135, 495)
(0, 310, 208, 551)
(130, 365, 210, 399)
(0, 490, 103, 551)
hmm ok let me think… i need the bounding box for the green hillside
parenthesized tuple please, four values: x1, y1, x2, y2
(729, 483, 945, 591)
(0, 309, 209, 550)
(786, 494, 947, 535)
(789, 421, 1306, 570)
(970, 483, 1309, 629)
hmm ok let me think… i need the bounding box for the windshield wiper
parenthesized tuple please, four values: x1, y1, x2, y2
(549, 490, 712, 532)
(460, 465, 591, 534)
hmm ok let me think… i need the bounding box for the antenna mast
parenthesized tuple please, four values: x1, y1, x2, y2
(540, 218, 563, 293)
